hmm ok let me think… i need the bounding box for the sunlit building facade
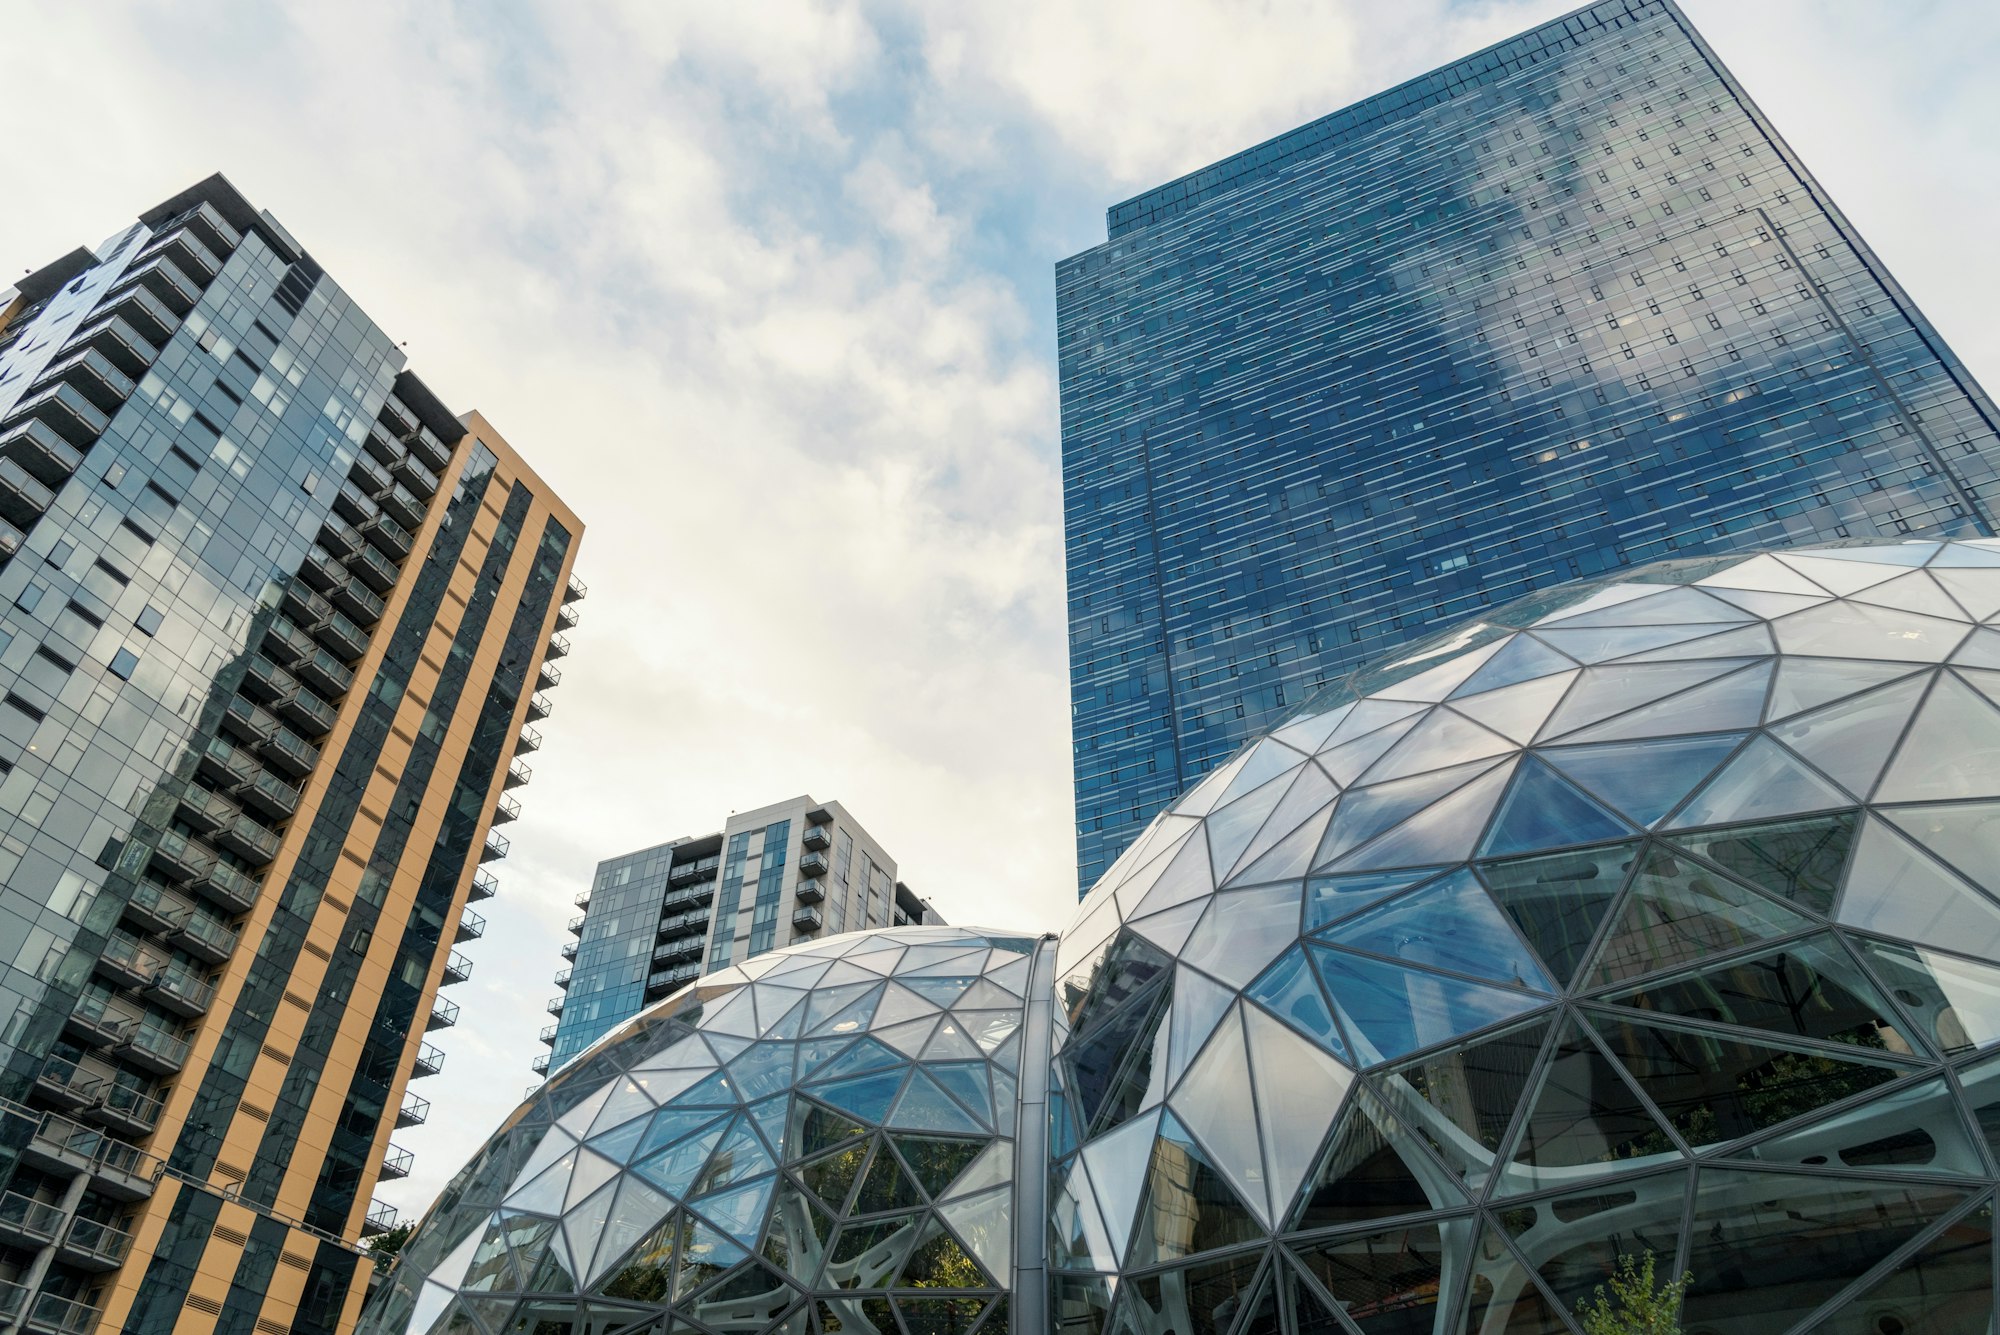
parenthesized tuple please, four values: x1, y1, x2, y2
(542, 799, 937, 1077)
(0, 177, 581, 1333)
(1059, 0, 2000, 892)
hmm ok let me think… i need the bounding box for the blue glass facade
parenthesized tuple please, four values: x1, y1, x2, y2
(1059, 0, 2000, 893)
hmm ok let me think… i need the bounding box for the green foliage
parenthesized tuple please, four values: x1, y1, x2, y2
(1576, 1251, 1693, 1335)
(368, 1222, 415, 1273)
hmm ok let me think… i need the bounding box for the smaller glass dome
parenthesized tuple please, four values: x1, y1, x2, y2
(364, 926, 1042, 1335)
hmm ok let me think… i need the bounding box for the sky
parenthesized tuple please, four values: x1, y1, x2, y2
(2, 0, 1997, 1220)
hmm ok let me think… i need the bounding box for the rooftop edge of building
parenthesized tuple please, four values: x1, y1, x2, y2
(1098, 0, 1678, 243)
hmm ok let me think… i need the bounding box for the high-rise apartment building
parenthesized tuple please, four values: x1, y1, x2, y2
(541, 796, 938, 1073)
(1058, 0, 2000, 891)
(0, 177, 581, 1334)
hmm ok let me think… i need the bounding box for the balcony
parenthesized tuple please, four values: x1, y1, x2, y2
(379, 398, 415, 438)
(328, 576, 385, 627)
(360, 512, 413, 559)
(0, 417, 86, 487)
(536, 661, 561, 692)
(262, 613, 319, 666)
(348, 540, 399, 593)
(546, 996, 565, 1016)
(235, 767, 302, 823)
(574, 889, 592, 910)
(442, 951, 473, 985)
(554, 967, 572, 990)
(380, 1144, 415, 1181)
(516, 726, 542, 755)
(317, 514, 362, 558)
(411, 1043, 445, 1078)
(313, 608, 371, 662)
(193, 859, 260, 914)
(566, 915, 585, 936)
(169, 910, 238, 965)
(376, 482, 424, 529)
(505, 759, 532, 790)
(95, 932, 158, 991)
(92, 1082, 165, 1141)
(538, 1023, 560, 1047)
(74, 313, 158, 374)
(564, 575, 587, 604)
(363, 425, 401, 465)
(482, 830, 509, 863)
(0, 516, 24, 562)
(526, 692, 553, 722)
(295, 644, 354, 697)
(405, 425, 451, 472)
(5, 379, 112, 445)
(0, 457, 56, 527)
(38, 346, 136, 413)
(60, 1215, 135, 1270)
(805, 806, 834, 826)
(0, 1192, 63, 1246)
(794, 879, 825, 905)
(33, 1056, 103, 1114)
(24, 1291, 103, 1335)
(144, 963, 214, 1018)
(555, 604, 580, 633)
(647, 963, 701, 993)
(391, 450, 439, 498)
(530, 1053, 551, 1076)
(97, 278, 178, 341)
(140, 224, 222, 282)
(116, 253, 202, 313)
(454, 909, 485, 943)
(149, 829, 216, 883)
(801, 824, 831, 852)
(653, 939, 701, 966)
(560, 940, 577, 961)
(222, 692, 278, 745)
(349, 453, 391, 495)
(259, 723, 320, 778)
(362, 1201, 399, 1237)
(492, 793, 521, 825)
(213, 813, 281, 867)
(797, 851, 829, 878)
(792, 905, 824, 933)
(175, 785, 239, 840)
(242, 651, 300, 702)
(469, 868, 498, 902)
(428, 997, 459, 1032)
(396, 1094, 430, 1129)
(274, 684, 339, 737)
(335, 481, 380, 526)
(669, 858, 719, 885)
(119, 1024, 191, 1075)
(546, 633, 570, 660)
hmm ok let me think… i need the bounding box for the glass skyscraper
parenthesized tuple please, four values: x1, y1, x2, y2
(0, 177, 581, 1333)
(542, 797, 939, 1076)
(1058, 0, 2000, 892)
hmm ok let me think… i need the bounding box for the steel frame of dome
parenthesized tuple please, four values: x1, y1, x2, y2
(369, 540, 2000, 1335)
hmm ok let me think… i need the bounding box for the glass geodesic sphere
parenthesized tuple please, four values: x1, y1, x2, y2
(363, 926, 1039, 1335)
(1050, 538, 2000, 1335)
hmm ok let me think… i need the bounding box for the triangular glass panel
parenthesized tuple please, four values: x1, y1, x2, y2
(1771, 674, 1930, 800)
(593, 1211, 678, 1302)
(1246, 945, 1348, 1059)
(1067, 978, 1170, 1135)
(1216, 738, 1308, 808)
(583, 1177, 677, 1288)
(1227, 1266, 1281, 1335)
(1503, 1166, 1689, 1318)
(1291, 1220, 1450, 1335)
(688, 1175, 776, 1251)
(1587, 843, 1818, 987)
(1850, 570, 1974, 622)
(1463, 1219, 1573, 1335)
(899, 1216, 995, 1288)
(1951, 625, 2000, 669)
(1107, 828, 1200, 920)
(1538, 659, 1760, 741)
(1050, 1160, 1117, 1271)
(1723, 1071, 1988, 1178)
(1701, 585, 1826, 619)
(632, 1117, 730, 1199)
(1080, 1108, 1157, 1264)
(1227, 763, 1338, 881)
(874, 1016, 942, 1058)
(1243, 1003, 1355, 1222)
(1837, 817, 2000, 960)
(1615, 620, 1776, 663)
(1664, 812, 1855, 915)
(1494, 1017, 1682, 1197)
(1453, 633, 1580, 697)
(1794, 1195, 1994, 1334)
(1765, 657, 1921, 720)
(798, 1141, 871, 1215)
(671, 1213, 751, 1300)
(1127, 1109, 1267, 1267)
(1368, 1017, 1550, 1191)
(849, 1141, 926, 1216)
(810, 1070, 905, 1125)
(1290, 1085, 1468, 1232)
(1063, 930, 1173, 1032)
(1305, 867, 1449, 933)
(1309, 946, 1549, 1067)
(1448, 669, 1579, 746)
(1321, 760, 1505, 866)
(1605, 931, 1912, 1056)
(1318, 868, 1554, 992)
(1178, 884, 1303, 990)
(1559, 660, 1773, 743)
(1540, 733, 1744, 828)
(1328, 759, 1518, 873)
(1533, 622, 1738, 664)
(918, 1019, 983, 1063)
(1372, 636, 1509, 701)
(1773, 599, 1968, 663)
(1316, 698, 1431, 754)
(935, 1187, 1013, 1293)
(1315, 714, 1424, 788)
(1778, 553, 1910, 595)
(1932, 541, 2000, 568)
(693, 1119, 776, 1197)
(1166, 965, 1237, 1091)
(1282, 1255, 1353, 1335)
(809, 1036, 903, 1085)
(1225, 800, 1337, 887)
(1270, 700, 1359, 756)
(1663, 735, 1852, 829)
(1584, 1009, 1910, 1147)
(1176, 750, 1258, 819)
(1356, 708, 1519, 786)
(1878, 672, 2000, 801)
(1544, 585, 1750, 628)
(1852, 937, 2000, 1057)
(1479, 756, 1636, 858)
(1478, 841, 1638, 986)
(885, 1069, 986, 1135)
(929, 1063, 996, 1130)
(809, 986, 884, 1039)
(1163, 1004, 1269, 1225)
(564, 1147, 624, 1212)
(1810, 541, 1940, 566)
(1131, 833, 1219, 920)
(890, 1136, 986, 1201)
(1933, 565, 2000, 619)
(1681, 1169, 1972, 1334)
(1205, 772, 1301, 885)
(1697, 551, 1831, 596)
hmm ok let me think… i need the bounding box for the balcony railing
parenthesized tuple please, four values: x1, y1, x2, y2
(530, 1053, 551, 1076)
(516, 725, 542, 754)
(792, 905, 824, 933)
(526, 692, 553, 721)
(0, 1192, 63, 1244)
(539, 1023, 559, 1045)
(505, 759, 532, 789)
(397, 1094, 430, 1129)
(566, 915, 585, 936)
(61, 1214, 135, 1268)
(546, 996, 565, 1016)
(25, 1290, 103, 1335)
(546, 633, 571, 660)
(564, 575, 587, 603)
(536, 662, 561, 692)
(795, 879, 825, 905)
(492, 793, 521, 825)
(797, 851, 829, 878)
(412, 1043, 444, 1078)
(482, 830, 510, 863)
(442, 951, 473, 985)
(0, 457, 56, 527)
(428, 997, 460, 1031)
(362, 1201, 399, 1237)
(554, 967, 572, 989)
(555, 604, 579, 631)
(381, 1145, 415, 1180)
(0, 418, 86, 488)
(454, 909, 485, 943)
(469, 868, 498, 902)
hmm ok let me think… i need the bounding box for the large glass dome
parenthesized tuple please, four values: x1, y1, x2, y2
(363, 926, 1043, 1335)
(1051, 538, 2000, 1335)
(371, 540, 2000, 1335)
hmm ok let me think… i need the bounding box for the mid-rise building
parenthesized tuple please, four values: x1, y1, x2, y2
(540, 796, 937, 1073)
(0, 176, 580, 1333)
(1058, 0, 2000, 891)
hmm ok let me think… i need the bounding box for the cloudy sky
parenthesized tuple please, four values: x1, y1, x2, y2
(3, 0, 1996, 1217)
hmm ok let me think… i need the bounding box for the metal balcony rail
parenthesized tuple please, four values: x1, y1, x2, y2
(470, 868, 498, 901)
(397, 1094, 430, 1128)
(26, 1290, 101, 1335)
(362, 1200, 399, 1237)
(63, 1214, 135, 1265)
(554, 967, 572, 989)
(530, 1053, 551, 1076)
(505, 759, 532, 789)
(493, 793, 521, 825)
(455, 909, 486, 942)
(381, 1144, 414, 1180)
(412, 1043, 445, 1077)
(482, 830, 510, 862)
(0, 1192, 63, 1242)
